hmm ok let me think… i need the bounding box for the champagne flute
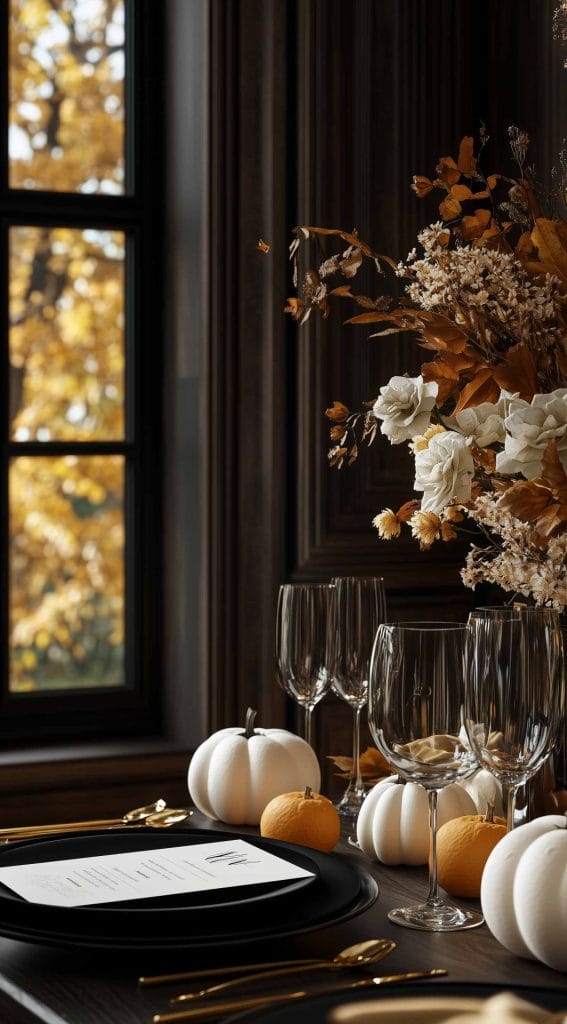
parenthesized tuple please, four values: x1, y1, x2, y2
(368, 622, 482, 931)
(464, 606, 565, 832)
(328, 576, 387, 820)
(275, 582, 332, 747)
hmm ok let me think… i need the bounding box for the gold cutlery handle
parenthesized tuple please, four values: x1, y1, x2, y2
(139, 958, 326, 987)
(154, 970, 448, 1022)
(172, 961, 332, 1002)
(154, 991, 305, 1022)
(0, 818, 124, 837)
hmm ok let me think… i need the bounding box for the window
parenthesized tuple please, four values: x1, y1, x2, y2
(1, 0, 162, 743)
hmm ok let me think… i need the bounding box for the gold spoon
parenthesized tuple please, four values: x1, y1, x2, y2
(170, 939, 396, 1003)
(0, 799, 167, 839)
(0, 802, 193, 842)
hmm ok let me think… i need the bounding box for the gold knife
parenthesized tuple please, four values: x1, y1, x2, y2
(152, 970, 448, 1022)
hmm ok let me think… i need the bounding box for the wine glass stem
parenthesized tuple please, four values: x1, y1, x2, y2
(352, 706, 363, 793)
(502, 782, 518, 832)
(304, 705, 313, 748)
(426, 789, 442, 907)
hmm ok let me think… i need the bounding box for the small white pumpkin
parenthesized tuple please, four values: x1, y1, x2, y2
(188, 708, 321, 825)
(356, 775, 476, 865)
(457, 768, 504, 818)
(481, 814, 567, 971)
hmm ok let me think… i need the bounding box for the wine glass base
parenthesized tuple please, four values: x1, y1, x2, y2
(388, 903, 484, 932)
(336, 787, 366, 819)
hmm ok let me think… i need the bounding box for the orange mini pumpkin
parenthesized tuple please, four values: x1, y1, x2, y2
(436, 807, 507, 898)
(260, 786, 341, 852)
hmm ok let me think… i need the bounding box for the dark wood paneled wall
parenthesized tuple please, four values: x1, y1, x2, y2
(208, 0, 567, 749)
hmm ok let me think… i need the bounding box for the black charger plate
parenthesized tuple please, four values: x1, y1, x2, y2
(0, 828, 379, 950)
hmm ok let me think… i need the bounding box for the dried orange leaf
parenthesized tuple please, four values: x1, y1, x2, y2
(451, 184, 473, 201)
(325, 401, 350, 422)
(439, 195, 462, 221)
(411, 175, 434, 197)
(492, 342, 537, 401)
(397, 499, 421, 522)
(435, 156, 461, 188)
(497, 481, 554, 521)
(457, 136, 477, 175)
(256, 238, 271, 253)
(453, 367, 500, 413)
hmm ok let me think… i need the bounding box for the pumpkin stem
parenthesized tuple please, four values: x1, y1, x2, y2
(244, 707, 258, 739)
(304, 786, 313, 800)
(484, 803, 495, 824)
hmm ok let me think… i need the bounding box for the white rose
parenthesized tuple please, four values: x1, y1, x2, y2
(373, 375, 437, 445)
(414, 431, 474, 513)
(495, 389, 567, 479)
(451, 399, 506, 448)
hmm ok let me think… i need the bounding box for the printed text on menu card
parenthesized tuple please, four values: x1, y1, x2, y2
(0, 839, 315, 908)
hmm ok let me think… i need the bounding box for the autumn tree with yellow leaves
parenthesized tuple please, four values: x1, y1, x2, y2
(8, 0, 126, 691)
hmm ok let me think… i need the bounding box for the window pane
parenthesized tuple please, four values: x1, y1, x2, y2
(9, 455, 125, 693)
(9, 0, 125, 194)
(10, 226, 125, 441)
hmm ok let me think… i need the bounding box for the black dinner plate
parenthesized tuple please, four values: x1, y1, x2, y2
(223, 981, 567, 1024)
(0, 828, 379, 950)
(0, 828, 318, 917)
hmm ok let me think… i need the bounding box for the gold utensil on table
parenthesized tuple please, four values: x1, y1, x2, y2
(139, 938, 392, 988)
(0, 799, 167, 839)
(170, 939, 396, 1003)
(2, 806, 192, 839)
(152, 971, 448, 1023)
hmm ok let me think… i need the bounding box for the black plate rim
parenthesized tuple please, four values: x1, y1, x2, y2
(222, 981, 567, 1024)
(0, 868, 379, 951)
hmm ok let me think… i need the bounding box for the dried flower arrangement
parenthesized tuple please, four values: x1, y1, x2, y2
(285, 128, 567, 609)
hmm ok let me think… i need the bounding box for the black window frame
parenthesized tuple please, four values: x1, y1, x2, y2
(0, 0, 163, 745)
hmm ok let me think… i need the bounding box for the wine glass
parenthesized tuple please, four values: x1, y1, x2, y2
(328, 576, 387, 821)
(368, 622, 482, 931)
(275, 582, 333, 747)
(464, 606, 565, 832)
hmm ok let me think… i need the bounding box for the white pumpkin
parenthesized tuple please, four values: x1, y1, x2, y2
(356, 775, 476, 865)
(457, 768, 504, 818)
(481, 814, 567, 971)
(188, 708, 321, 825)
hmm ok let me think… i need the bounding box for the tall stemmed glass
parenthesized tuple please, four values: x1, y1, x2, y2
(328, 576, 387, 820)
(275, 583, 333, 747)
(464, 606, 565, 832)
(369, 622, 482, 931)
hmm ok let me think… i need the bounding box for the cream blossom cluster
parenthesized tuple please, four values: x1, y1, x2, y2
(461, 495, 567, 609)
(398, 223, 563, 348)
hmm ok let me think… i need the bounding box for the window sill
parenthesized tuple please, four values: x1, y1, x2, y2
(0, 739, 192, 827)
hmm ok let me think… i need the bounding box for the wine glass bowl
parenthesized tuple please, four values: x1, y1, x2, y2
(275, 582, 333, 747)
(464, 606, 565, 831)
(328, 576, 387, 820)
(369, 621, 482, 932)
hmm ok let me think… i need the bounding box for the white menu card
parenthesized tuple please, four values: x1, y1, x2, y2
(0, 838, 315, 908)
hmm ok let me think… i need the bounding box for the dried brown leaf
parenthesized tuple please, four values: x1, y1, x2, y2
(325, 401, 350, 422)
(457, 136, 477, 176)
(257, 238, 271, 254)
(451, 184, 473, 201)
(412, 175, 434, 197)
(439, 195, 462, 221)
(327, 746, 392, 780)
(435, 156, 461, 189)
(471, 446, 497, 473)
(497, 481, 554, 521)
(492, 342, 537, 401)
(453, 367, 500, 413)
(397, 499, 421, 522)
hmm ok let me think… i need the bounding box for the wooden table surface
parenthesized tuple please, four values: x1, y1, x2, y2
(0, 812, 565, 1024)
